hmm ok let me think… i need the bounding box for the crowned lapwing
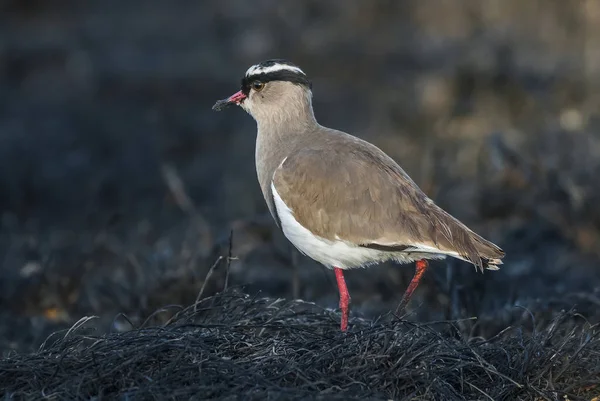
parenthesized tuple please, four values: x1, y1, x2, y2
(213, 59, 505, 331)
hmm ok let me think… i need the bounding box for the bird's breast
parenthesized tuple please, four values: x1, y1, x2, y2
(255, 133, 288, 221)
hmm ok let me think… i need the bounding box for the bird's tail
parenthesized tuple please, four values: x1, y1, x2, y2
(470, 233, 505, 271)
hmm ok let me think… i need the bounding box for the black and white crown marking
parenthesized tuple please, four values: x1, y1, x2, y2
(241, 59, 312, 94)
(245, 59, 306, 77)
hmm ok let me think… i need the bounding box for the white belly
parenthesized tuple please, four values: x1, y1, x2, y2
(270, 182, 446, 269)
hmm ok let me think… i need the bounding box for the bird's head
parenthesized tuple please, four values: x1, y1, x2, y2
(213, 59, 314, 125)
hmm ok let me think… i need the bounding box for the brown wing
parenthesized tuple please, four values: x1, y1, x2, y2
(272, 141, 504, 270)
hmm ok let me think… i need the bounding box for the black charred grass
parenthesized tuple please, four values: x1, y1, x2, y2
(1, 290, 599, 401)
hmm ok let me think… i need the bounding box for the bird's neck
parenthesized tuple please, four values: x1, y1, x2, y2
(255, 97, 318, 134)
(255, 101, 318, 166)
(254, 105, 319, 216)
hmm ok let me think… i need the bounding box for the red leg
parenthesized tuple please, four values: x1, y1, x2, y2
(396, 259, 429, 314)
(334, 267, 350, 332)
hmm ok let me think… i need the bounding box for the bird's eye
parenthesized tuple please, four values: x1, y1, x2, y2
(252, 81, 265, 91)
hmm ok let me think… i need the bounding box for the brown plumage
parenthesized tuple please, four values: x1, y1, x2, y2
(272, 129, 504, 271)
(213, 59, 505, 331)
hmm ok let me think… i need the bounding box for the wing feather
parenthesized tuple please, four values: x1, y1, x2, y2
(272, 135, 504, 270)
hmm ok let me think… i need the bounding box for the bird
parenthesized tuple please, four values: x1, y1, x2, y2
(212, 59, 505, 332)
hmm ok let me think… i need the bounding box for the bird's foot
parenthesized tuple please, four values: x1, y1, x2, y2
(334, 267, 351, 332)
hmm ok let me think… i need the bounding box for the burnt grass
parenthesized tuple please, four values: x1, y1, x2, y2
(1, 291, 599, 401)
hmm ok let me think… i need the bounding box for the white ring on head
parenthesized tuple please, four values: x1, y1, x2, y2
(245, 63, 305, 77)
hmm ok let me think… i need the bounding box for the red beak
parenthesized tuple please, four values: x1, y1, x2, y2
(212, 90, 247, 111)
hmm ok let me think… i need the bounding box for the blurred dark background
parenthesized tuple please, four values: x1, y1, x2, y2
(1, 0, 600, 352)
